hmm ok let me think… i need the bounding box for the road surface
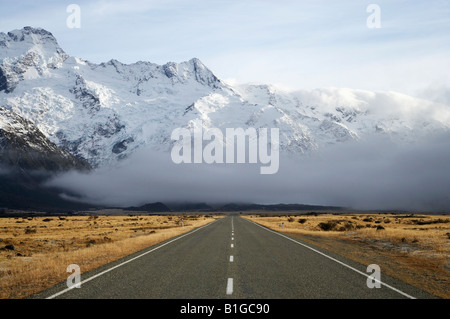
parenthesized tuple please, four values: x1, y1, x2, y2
(34, 215, 436, 299)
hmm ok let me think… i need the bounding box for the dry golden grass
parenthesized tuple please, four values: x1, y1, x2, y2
(242, 212, 450, 299)
(0, 214, 219, 299)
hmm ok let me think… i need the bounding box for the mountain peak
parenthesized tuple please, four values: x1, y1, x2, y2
(186, 57, 222, 88)
(158, 58, 222, 88)
(1, 26, 60, 48)
(0, 26, 68, 93)
(0, 26, 66, 58)
(188, 57, 203, 67)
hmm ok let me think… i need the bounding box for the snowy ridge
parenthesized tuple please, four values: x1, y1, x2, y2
(0, 105, 89, 171)
(1, 27, 450, 169)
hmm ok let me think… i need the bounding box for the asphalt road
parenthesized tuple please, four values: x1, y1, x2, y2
(34, 215, 436, 299)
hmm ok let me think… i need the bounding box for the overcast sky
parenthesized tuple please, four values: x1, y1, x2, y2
(1, 0, 449, 99)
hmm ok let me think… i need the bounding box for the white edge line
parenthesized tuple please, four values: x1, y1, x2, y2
(46, 219, 218, 299)
(244, 218, 416, 299)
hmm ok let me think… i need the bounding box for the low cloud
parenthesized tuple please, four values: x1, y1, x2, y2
(417, 85, 450, 107)
(46, 132, 450, 212)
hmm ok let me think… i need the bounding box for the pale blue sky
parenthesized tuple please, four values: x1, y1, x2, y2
(0, 0, 449, 99)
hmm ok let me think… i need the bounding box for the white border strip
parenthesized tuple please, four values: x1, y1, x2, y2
(46, 219, 218, 299)
(244, 218, 416, 299)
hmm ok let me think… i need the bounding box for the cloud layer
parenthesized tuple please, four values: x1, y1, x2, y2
(46, 131, 450, 212)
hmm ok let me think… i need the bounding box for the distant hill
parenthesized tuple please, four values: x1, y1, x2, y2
(219, 203, 343, 212)
(166, 202, 214, 212)
(125, 202, 171, 213)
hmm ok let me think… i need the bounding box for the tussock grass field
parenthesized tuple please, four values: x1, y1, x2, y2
(0, 214, 218, 299)
(243, 212, 450, 299)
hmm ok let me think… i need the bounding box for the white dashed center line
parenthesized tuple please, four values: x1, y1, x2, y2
(226, 278, 233, 295)
(226, 217, 235, 296)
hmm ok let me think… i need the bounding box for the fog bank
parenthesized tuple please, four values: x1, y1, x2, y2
(46, 132, 450, 212)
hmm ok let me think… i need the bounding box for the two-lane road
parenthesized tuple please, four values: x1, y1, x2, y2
(34, 215, 436, 299)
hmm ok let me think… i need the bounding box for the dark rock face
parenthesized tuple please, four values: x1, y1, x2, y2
(0, 66, 16, 93)
(93, 115, 124, 139)
(0, 67, 8, 92)
(70, 75, 101, 112)
(0, 106, 90, 172)
(112, 137, 134, 154)
(163, 62, 178, 78)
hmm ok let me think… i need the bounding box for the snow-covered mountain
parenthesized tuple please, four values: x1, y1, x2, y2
(0, 105, 90, 171)
(1, 26, 449, 170)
